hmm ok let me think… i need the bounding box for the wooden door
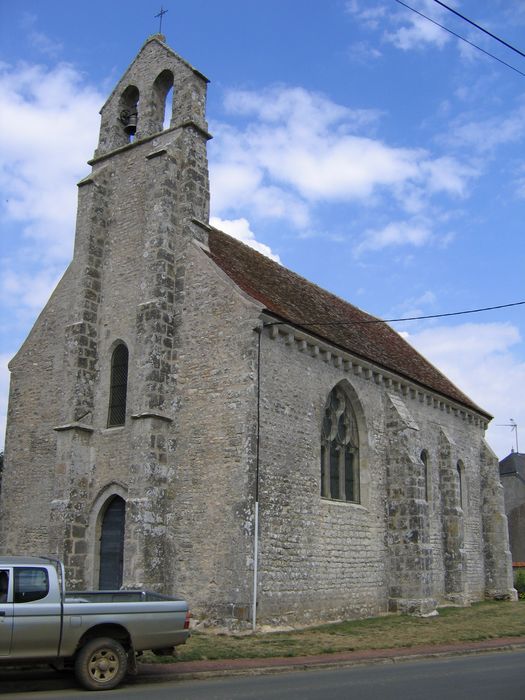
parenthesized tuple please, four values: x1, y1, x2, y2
(98, 496, 125, 590)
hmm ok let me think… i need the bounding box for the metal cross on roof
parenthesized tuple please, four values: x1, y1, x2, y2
(155, 5, 168, 33)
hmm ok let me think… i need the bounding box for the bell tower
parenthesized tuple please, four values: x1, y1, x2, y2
(48, 35, 213, 591)
(95, 33, 210, 160)
(93, 33, 211, 229)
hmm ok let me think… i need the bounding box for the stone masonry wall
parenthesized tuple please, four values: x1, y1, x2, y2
(163, 242, 262, 620)
(257, 331, 386, 624)
(0, 267, 76, 554)
(254, 324, 514, 624)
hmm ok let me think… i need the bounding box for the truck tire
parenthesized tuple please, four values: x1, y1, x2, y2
(74, 637, 128, 691)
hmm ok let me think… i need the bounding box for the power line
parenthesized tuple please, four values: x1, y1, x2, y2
(265, 300, 525, 328)
(432, 0, 525, 61)
(393, 0, 525, 79)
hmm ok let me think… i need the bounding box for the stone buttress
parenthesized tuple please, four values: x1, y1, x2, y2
(385, 395, 435, 614)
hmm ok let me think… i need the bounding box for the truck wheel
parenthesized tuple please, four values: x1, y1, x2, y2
(74, 637, 128, 691)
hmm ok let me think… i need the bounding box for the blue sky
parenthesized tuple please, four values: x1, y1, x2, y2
(0, 0, 524, 457)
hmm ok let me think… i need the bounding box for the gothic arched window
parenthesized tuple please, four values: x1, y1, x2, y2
(321, 386, 360, 503)
(107, 344, 129, 427)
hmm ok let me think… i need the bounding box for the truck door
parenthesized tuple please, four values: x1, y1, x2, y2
(11, 566, 61, 658)
(0, 568, 13, 656)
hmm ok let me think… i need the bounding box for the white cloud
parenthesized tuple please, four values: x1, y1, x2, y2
(266, 133, 420, 201)
(209, 216, 281, 262)
(210, 158, 310, 228)
(0, 354, 11, 451)
(0, 61, 104, 446)
(0, 61, 103, 262)
(1, 266, 62, 312)
(514, 163, 525, 198)
(345, 1, 387, 30)
(223, 86, 378, 129)
(394, 289, 438, 320)
(347, 41, 383, 63)
(354, 219, 432, 255)
(444, 105, 525, 154)
(404, 322, 525, 458)
(501, 1, 525, 26)
(386, 4, 449, 51)
(421, 157, 477, 196)
(211, 86, 474, 232)
(21, 12, 63, 58)
(348, 0, 449, 51)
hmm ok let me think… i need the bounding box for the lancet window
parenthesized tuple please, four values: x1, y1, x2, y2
(421, 449, 430, 501)
(107, 344, 129, 427)
(456, 460, 465, 509)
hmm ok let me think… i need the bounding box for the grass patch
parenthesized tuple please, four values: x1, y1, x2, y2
(147, 600, 525, 664)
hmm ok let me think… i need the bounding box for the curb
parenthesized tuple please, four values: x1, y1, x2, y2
(135, 637, 525, 682)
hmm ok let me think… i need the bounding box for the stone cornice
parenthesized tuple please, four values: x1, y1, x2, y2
(131, 412, 173, 423)
(88, 120, 212, 166)
(53, 422, 94, 434)
(262, 316, 489, 431)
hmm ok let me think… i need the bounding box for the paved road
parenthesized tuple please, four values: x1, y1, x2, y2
(0, 649, 524, 699)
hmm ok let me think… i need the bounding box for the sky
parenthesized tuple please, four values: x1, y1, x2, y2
(0, 0, 524, 458)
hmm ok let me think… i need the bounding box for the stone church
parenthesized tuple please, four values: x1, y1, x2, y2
(0, 35, 515, 625)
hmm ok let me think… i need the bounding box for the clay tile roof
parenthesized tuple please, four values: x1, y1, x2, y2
(207, 227, 490, 418)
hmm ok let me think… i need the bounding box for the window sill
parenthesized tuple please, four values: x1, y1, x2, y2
(320, 497, 368, 513)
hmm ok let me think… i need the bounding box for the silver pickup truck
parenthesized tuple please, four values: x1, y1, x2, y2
(0, 556, 190, 690)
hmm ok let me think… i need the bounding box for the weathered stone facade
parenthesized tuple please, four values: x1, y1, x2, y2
(0, 36, 515, 625)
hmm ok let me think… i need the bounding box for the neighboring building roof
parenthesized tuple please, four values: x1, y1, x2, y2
(208, 227, 490, 417)
(499, 452, 525, 477)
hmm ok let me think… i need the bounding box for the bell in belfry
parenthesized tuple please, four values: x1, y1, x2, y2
(119, 108, 138, 136)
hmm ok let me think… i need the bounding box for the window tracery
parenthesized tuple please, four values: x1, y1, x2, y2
(321, 386, 360, 502)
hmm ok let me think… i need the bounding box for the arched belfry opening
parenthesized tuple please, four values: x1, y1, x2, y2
(98, 495, 126, 590)
(118, 85, 140, 142)
(163, 83, 174, 130)
(152, 69, 175, 132)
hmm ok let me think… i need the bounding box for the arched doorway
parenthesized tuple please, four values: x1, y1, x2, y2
(98, 496, 126, 590)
